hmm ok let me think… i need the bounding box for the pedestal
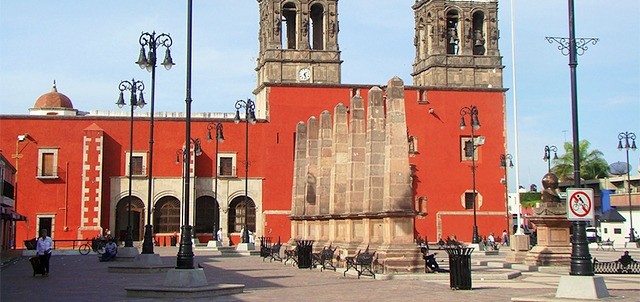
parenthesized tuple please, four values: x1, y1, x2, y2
(117, 246, 140, 259)
(525, 215, 572, 266)
(206, 240, 221, 248)
(235, 243, 255, 251)
(133, 253, 164, 266)
(556, 275, 609, 299)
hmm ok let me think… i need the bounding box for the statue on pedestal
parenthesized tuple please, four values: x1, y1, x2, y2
(534, 173, 566, 216)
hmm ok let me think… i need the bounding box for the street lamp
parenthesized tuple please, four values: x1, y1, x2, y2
(460, 105, 481, 244)
(543, 145, 559, 173)
(500, 154, 514, 236)
(234, 99, 256, 244)
(135, 31, 174, 255)
(618, 131, 637, 242)
(207, 122, 225, 239)
(116, 79, 146, 248)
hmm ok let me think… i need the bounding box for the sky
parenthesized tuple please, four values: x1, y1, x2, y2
(1, 0, 639, 191)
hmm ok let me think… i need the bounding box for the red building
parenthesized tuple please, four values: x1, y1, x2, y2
(0, 0, 508, 248)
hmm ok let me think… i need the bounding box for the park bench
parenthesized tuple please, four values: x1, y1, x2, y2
(593, 252, 640, 274)
(343, 247, 377, 279)
(284, 248, 298, 266)
(596, 240, 615, 251)
(268, 242, 283, 262)
(312, 245, 337, 271)
(259, 237, 273, 258)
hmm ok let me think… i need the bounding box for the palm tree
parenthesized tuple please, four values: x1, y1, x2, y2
(551, 140, 609, 181)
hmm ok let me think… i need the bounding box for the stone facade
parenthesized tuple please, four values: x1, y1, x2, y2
(291, 77, 422, 273)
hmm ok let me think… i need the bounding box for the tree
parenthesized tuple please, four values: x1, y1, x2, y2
(551, 140, 609, 181)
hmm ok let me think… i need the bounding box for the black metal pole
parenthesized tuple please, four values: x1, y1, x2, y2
(176, 0, 194, 269)
(619, 132, 636, 242)
(471, 118, 479, 244)
(142, 35, 157, 255)
(625, 146, 634, 242)
(126, 90, 135, 248)
(243, 113, 250, 244)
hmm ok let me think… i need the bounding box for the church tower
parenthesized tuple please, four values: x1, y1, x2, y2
(255, 0, 342, 88)
(412, 0, 503, 88)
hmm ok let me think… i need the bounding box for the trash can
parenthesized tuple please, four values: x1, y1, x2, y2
(444, 247, 474, 290)
(170, 235, 177, 246)
(295, 240, 314, 269)
(260, 236, 272, 258)
(24, 238, 37, 250)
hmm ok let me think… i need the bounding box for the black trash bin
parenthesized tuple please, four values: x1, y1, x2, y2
(24, 238, 37, 250)
(295, 240, 314, 269)
(259, 237, 272, 258)
(444, 247, 474, 290)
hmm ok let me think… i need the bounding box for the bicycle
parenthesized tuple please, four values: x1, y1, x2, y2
(78, 239, 106, 255)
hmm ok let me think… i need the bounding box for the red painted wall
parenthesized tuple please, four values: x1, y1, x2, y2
(0, 82, 506, 246)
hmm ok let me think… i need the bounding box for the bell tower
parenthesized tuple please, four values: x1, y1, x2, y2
(412, 0, 503, 88)
(255, 0, 342, 88)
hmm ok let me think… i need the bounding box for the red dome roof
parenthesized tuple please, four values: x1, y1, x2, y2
(34, 82, 73, 109)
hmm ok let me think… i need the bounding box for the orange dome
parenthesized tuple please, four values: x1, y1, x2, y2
(34, 81, 73, 109)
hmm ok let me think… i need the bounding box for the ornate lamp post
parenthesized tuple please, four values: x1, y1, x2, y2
(500, 153, 514, 236)
(234, 99, 256, 244)
(460, 105, 481, 244)
(618, 131, 637, 242)
(543, 145, 559, 173)
(207, 122, 225, 239)
(116, 79, 146, 248)
(135, 31, 175, 255)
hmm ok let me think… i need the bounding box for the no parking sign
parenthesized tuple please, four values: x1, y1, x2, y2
(566, 188, 594, 221)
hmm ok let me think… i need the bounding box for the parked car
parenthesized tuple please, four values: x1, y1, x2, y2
(586, 227, 600, 243)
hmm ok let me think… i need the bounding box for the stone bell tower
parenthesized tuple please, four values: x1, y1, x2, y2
(255, 0, 342, 87)
(412, 0, 503, 88)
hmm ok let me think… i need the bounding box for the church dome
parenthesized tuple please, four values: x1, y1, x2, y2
(34, 81, 74, 109)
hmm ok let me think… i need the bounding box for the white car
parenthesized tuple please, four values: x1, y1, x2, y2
(586, 227, 600, 243)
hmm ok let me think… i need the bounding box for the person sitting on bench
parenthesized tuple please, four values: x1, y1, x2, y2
(101, 238, 117, 262)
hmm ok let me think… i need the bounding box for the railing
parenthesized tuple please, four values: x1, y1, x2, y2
(23, 238, 96, 250)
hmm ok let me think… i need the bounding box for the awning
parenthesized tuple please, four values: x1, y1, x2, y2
(0, 207, 27, 221)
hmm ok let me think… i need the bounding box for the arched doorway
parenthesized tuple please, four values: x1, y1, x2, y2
(153, 196, 181, 235)
(115, 196, 145, 242)
(195, 196, 220, 238)
(228, 196, 256, 234)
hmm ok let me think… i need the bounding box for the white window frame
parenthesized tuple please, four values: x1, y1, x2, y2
(460, 137, 480, 161)
(37, 148, 59, 179)
(218, 152, 237, 177)
(125, 151, 147, 177)
(36, 214, 56, 238)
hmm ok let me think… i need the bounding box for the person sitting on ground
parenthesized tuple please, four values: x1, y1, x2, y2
(420, 247, 446, 273)
(101, 238, 117, 262)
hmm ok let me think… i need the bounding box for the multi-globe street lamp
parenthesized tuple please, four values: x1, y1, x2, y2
(543, 145, 559, 173)
(459, 105, 481, 244)
(207, 122, 225, 239)
(116, 79, 145, 248)
(618, 131, 637, 242)
(135, 31, 174, 255)
(500, 153, 514, 237)
(234, 99, 256, 244)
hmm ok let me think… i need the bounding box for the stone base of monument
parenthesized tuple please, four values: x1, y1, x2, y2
(525, 215, 572, 266)
(125, 268, 244, 298)
(207, 240, 222, 247)
(115, 246, 139, 261)
(376, 245, 423, 274)
(236, 243, 255, 251)
(109, 253, 173, 273)
(555, 275, 609, 299)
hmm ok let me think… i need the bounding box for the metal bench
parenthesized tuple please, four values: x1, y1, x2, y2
(593, 251, 640, 274)
(596, 240, 615, 251)
(343, 247, 376, 279)
(312, 245, 337, 271)
(284, 248, 297, 266)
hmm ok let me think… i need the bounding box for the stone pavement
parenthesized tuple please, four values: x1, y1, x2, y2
(1, 246, 639, 302)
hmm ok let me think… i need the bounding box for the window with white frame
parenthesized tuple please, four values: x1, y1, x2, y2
(37, 148, 59, 178)
(460, 137, 480, 161)
(126, 151, 147, 176)
(218, 152, 236, 177)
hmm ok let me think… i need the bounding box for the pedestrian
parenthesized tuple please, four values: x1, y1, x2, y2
(36, 229, 53, 276)
(501, 229, 509, 246)
(100, 238, 118, 262)
(216, 228, 223, 242)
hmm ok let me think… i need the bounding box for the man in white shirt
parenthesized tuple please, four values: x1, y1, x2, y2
(101, 238, 118, 262)
(36, 229, 53, 276)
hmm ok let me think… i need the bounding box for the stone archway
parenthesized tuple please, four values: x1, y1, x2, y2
(195, 196, 220, 238)
(115, 196, 145, 242)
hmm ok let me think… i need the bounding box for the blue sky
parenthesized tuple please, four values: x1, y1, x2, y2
(1, 0, 639, 190)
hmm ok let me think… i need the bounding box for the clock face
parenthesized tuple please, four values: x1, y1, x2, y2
(298, 68, 311, 81)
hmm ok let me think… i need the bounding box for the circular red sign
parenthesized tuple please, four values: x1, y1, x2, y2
(569, 191, 591, 217)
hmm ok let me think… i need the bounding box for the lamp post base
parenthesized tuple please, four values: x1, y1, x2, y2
(141, 224, 155, 254)
(124, 225, 134, 247)
(472, 226, 481, 244)
(176, 225, 194, 269)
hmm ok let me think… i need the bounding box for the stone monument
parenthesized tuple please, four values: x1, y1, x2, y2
(290, 77, 422, 273)
(524, 173, 572, 266)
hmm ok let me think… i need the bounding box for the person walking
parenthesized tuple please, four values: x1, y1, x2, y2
(36, 229, 53, 276)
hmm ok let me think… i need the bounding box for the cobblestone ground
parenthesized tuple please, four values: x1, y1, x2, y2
(1, 246, 639, 301)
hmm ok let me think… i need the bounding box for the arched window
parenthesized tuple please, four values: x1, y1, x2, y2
(310, 3, 324, 50)
(446, 10, 460, 55)
(153, 196, 180, 234)
(195, 196, 219, 235)
(282, 2, 297, 49)
(115, 196, 145, 241)
(472, 11, 486, 55)
(228, 197, 256, 233)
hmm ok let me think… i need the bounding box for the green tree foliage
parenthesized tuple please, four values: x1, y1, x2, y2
(519, 192, 541, 208)
(551, 140, 609, 181)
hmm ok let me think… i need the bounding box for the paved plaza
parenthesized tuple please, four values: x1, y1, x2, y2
(1, 245, 639, 301)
